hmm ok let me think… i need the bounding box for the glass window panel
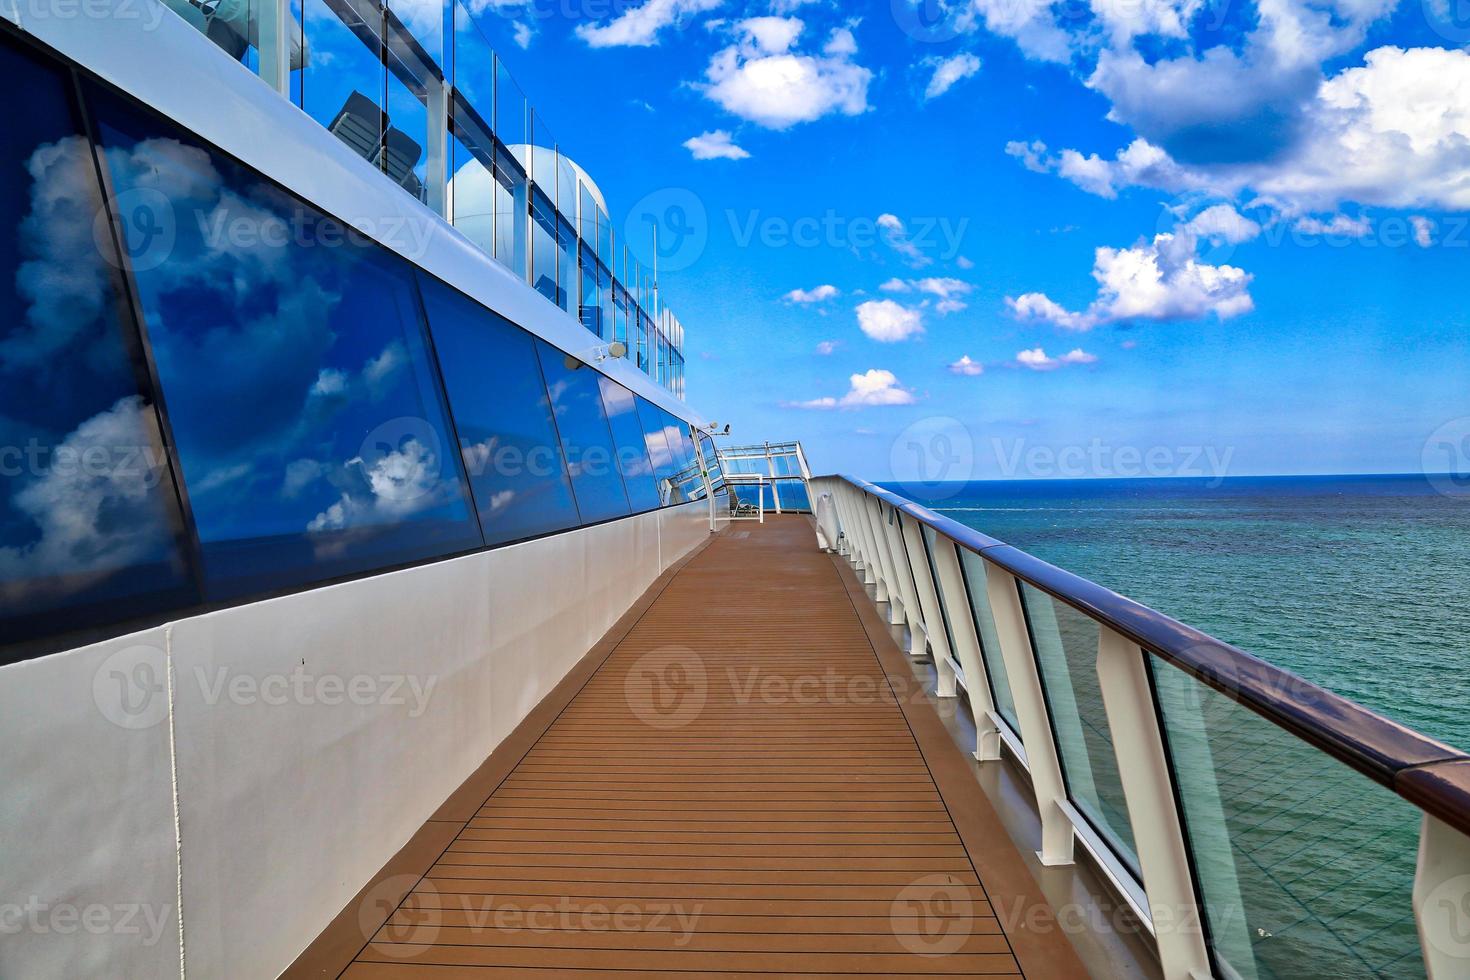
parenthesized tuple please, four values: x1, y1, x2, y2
(956, 551, 1019, 734)
(636, 398, 683, 506)
(1150, 660, 1426, 980)
(771, 479, 810, 512)
(530, 186, 559, 306)
(578, 245, 602, 337)
(535, 342, 630, 523)
(556, 216, 575, 315)
(1019, 583, 1139, 872)
(598, 378, 660, 513)
(0, 37, 196, 649)
(90, 88, 482, 600)
(416, 276, 580, 545)
(697, 433, 724, 493)
(301, 0, 386, 168)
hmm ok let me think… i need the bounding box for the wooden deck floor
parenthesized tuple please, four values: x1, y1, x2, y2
(304, 517, 1083, 979)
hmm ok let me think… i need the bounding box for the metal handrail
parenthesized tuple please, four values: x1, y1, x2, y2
(812, 472, 1470, 979)
(820, 473, 1470, 831)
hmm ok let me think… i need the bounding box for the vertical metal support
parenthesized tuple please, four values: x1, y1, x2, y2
(930, 538, 1002, 761)
(985, 565, 1074, 865)
(839, 487, 875, 585)
(859, 495, 893, 604)
(425, 78, 449, 218)
(897, 513, 955, 691)
(1097, 630, 1211, 977)
(1415, 813, 1470, 978)
(863, 497, 904, 624)
(258, 0, 291, 95)
(880, 508, 926, 652)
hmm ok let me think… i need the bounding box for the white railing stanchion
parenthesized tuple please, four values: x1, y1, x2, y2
(1414, 812, 1470, 978)
(897, 513, 956, 693)
(930, 537, 1003, 760)
(880, 507, 927, 653)
(860, 495, 898, 613)
(1096, 629, 1211, 977)
(986, 564, 1074, 865)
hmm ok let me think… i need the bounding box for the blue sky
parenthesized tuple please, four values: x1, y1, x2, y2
(458, 0, 1469, 482)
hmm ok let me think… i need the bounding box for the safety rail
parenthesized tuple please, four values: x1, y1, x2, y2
(810, 474, 1470, 980)
(717, 441, 813, 513)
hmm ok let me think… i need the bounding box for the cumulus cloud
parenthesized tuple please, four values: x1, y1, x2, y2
(794, 369, 916, 409)
(576, 0, 723, 47)
(1184, 203, 1262, 244)
(948, 355, 984, 376)
(1015, 47, 1470, 215)
(683, 129, 750, 160)
(856, 299, 925, 342)
(701, 18, 872, 129)
(1008, 231, 1253, 330)
(1015, 347, 1098, 371)
(924, 52, 981, 100)
(309, 436, 449, 531)
(784, 283, 840, 303)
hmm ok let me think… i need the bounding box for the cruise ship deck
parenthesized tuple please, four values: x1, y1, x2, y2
(287, 516, 1087, 978)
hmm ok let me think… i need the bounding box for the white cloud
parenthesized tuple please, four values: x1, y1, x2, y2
(855, 299, 925, 342)
(683, 129, 751, 160)
(576, 0, 723, 47)
(1017, 47, 1470, 215)
(879, 277, 910, 292)
(1008, 231, 1253, 330)
(1015, 347, 1098, 371)
(1293, 213, 1371, 237)
(794, 369, 916, 409)
(1411, 215, 1434, 248)
(924, 52, 981, 100)
(511, 21, 533, 48)
(815, 339, 840, 355)
(956, 255, 975, 270)
(701, 18, 872, 129)
(785, 284, 840, 303)
(881, 276, 973, 313)
(1184, 204, 1262, 245)
(948, 355, 984, 376)
(876, 213, 932, 267)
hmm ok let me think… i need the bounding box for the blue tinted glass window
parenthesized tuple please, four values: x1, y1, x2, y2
(530, 186, 559, 306)
(635, 397, 678, 506)
(0, 38, 196, 650)
(535, 342, 631, 523)
(417, 276, 580, 545)
(598, 377, 660, 514)
(89, 88, 482, 600)
(698, 433, 726, 492)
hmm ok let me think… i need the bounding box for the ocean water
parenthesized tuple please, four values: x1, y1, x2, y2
(885, 474, 1470, 978)
(892, 474, 1470, 751)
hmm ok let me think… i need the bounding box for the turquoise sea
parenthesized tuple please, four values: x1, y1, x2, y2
(891, 474, 1470, 752)
(886, 474, 1470, 979)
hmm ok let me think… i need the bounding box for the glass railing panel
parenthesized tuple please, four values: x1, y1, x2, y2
(159, 0, 267, 73)
(770, 478, 810, 512)
(1150, 660, 1426, 980)
(530, 186, 560, 306)
(1019, 582, 1140, 872)
(450, 0, 493, 111)
(301, 0, 386, 168)
(383, 12, 433, 203)
(918, 525, 959, 662)
(956, 551, 1020, 734)
(447, 98, 494, 254)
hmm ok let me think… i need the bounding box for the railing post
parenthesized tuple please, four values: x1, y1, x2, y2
(843, 487, 879, 587)
(258, 0, 291, 95)
(1096, 629, 1211, 977)
(860, 495, 898, 612)
(985, 564, 1074, 865)
(1415, 813, 1470, 978)
(928, 537, 1002, 761)
(897, 513, 956, 692)
(425, 79, 450, 217)
(881, 508, 926, 653)
(867, 498, 909, 628)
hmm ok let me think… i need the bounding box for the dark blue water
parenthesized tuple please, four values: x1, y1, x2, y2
(889, 474, 1470, 752)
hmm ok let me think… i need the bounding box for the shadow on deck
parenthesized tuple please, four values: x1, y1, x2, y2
(288, 516, 1088, 978)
